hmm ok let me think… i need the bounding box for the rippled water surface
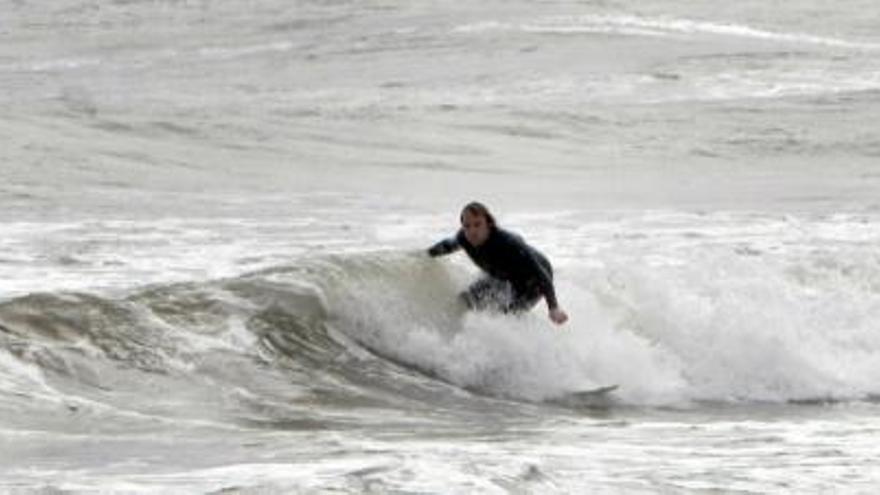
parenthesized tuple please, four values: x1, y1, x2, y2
(3, 0, 880, 492)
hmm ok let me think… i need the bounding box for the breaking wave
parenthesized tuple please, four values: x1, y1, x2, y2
(1, 246, 879, 425)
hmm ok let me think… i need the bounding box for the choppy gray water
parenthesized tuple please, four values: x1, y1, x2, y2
(3, 0, 880, 493)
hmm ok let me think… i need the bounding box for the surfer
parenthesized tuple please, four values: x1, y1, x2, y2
(428, 202, 569, 325)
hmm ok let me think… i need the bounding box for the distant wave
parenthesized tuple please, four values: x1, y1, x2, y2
(455, 14, 880, 51)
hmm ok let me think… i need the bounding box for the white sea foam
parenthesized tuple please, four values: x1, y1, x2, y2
(0, 348, 54, 399)
(324, 213, 880, 405)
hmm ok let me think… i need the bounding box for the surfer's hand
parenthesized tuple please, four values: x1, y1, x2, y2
(427, 245, 442, 257)
(549, 308, 568, 325)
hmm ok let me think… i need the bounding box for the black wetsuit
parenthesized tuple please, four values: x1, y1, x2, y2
(428, 227, 558, 313)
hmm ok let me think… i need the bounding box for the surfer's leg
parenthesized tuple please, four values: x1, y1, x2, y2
(460, 277, 511, 311)
(502, 285, 542, 314)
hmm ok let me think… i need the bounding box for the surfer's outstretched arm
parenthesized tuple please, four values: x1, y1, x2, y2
(427, 231, 464, 257)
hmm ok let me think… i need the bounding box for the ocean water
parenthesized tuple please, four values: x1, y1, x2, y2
(3, 0, 880, 493)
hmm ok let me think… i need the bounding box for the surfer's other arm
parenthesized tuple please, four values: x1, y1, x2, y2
(508, 237, 568, 325)
(520, 247, 559, 311)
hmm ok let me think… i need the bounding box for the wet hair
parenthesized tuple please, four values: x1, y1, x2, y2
(460, 201, 497, 227)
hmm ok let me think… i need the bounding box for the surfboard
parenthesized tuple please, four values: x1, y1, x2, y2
(547, 384, 619, 408)
(566, 384, 619, 398)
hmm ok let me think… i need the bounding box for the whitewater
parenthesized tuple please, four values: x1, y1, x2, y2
(3, 0, 880, 493)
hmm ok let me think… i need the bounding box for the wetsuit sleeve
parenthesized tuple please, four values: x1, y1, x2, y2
(525, 250, 558, 310)
(427, 231, 463, 257)
(505, 232, 559, 310)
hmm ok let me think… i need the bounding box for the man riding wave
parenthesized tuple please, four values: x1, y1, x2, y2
(428, 202, 569, 325)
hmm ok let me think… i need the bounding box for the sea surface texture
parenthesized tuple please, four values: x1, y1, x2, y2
(2, 0, 880, 493)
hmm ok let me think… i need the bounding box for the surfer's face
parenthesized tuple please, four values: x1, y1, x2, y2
(461, 211, 490, 246)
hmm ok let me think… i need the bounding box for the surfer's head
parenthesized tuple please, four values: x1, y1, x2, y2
(460, 201, 495, 246)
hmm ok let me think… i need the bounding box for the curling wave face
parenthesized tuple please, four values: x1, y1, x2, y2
(2, 227, 880, 434)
